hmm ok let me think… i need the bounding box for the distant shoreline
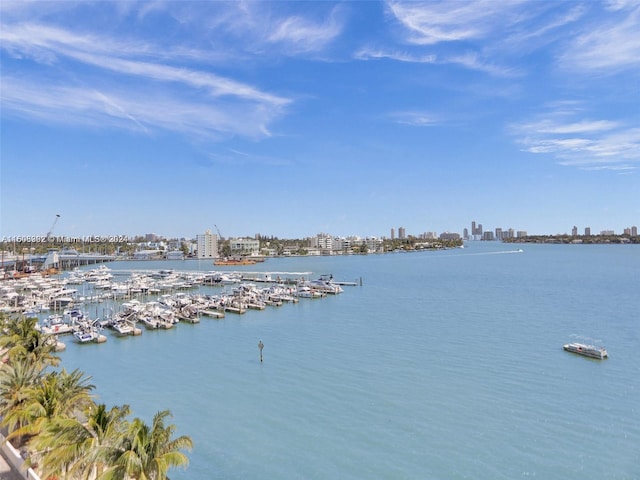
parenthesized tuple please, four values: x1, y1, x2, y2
(503, 235, 638, 244)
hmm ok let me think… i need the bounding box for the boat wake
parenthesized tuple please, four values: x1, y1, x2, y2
(569, 334, 604, 346)
(439, 249, 524, 258)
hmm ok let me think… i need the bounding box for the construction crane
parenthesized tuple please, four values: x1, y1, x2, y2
(46, 214, 61, 240)
(214, 224, 223, 240)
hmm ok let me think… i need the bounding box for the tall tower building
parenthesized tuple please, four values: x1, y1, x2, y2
(398, 227, 406, 239)
(390, 228, 395, 240)
(584, 227, 591, 236)
(572, 226, 578, 236)
(471, 221, 477, 236)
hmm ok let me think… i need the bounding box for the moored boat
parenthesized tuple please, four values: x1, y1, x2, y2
(563, 342, 608, 359)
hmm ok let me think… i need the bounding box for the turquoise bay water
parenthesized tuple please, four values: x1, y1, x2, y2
(58, 243, 639, 479)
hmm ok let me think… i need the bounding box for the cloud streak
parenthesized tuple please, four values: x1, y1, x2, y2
(2, 76, 281, 140)
(0, 16, 291, 141)
(559, 3, 640, 72)
(511, 112, 640, 171)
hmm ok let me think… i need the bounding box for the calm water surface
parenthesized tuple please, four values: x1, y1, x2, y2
(59, 243, 640, 479)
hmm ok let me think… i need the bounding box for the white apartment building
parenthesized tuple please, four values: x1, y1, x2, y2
(196, 230, 218, 258)
(230, 238, 260, 255)
(311, 233, 334, 253)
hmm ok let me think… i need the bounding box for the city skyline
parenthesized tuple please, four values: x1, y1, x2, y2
(1, 2, 639, 239)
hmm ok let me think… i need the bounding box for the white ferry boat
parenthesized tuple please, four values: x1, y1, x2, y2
(563, 342, 608, 359)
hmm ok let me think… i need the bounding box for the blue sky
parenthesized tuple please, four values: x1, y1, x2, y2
(1, 1, 639, 239)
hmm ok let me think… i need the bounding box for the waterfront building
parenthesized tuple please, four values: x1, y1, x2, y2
(398, 227, 406, 240)
(495, 228, 503, 240)
(364, 237, 383, 253)
(601, 230, 615, 235)
(166, 250, 184, 260)
(196, 230, 218, 259)
(419, 232, 437, 240)
(482, 231, 495, 241)
(517, 231, 528, 238)
(585, 227, 591, 236)
(632, 226, 638, 236)
(572, 226, 578, 236)
(311, 233, 334, 254)
(133, 249, 162, 260)
(333, 237, 350, 253)
(230, 238, 260, 256)
(390, 228, 395, 240)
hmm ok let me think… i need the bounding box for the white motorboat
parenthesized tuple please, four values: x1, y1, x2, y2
(563, 342, 608, 359)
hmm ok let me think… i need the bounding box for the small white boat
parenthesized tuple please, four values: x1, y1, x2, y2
(40, 315, 74, 335)
(111, 321, 135, 336)
(74, 329, 98, 343)
(563, 342, 608, 359)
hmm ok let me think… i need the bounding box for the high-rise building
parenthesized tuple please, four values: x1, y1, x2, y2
(398, 227, 406, 239)
(584, 227, 591, 236)
(572, 226, 578, 236)
(390, 228, 395, 240)
(196, 230, 218, 258)
(471, 221, 477, 235)
(632, 226, 638, 236)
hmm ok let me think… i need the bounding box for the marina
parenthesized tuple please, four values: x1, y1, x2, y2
(0, 264, 348, 349)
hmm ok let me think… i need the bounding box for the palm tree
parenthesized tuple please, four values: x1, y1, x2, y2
(0, 357, 43, 447)
(8, 368, 95, 444)
(30, 403, 131, 480)
(103, 410, 193, 480)
(0, 315, 60, 368)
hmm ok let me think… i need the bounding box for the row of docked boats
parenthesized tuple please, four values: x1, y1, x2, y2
(1, 264, 344, 316)
(36, 308, 107, 344)
(28, 274, 344, 349)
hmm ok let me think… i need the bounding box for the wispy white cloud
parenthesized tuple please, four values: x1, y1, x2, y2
(266, 5, 345, 54)
(354, 46, 518, 77)
(152, 1, 346, 57)
(559, 4, 640, 72)
(354, 47, 436, 63)
(511, 110, 640, 172)
(1, 76, 282, 140)
(0, 14, 292, 141)
(1, 23, 287, 105)
(389, 111, 440, 127)
(447, 52, 520, 77)
(373, 1, 543, 77)
(387, 0, 508, 45)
